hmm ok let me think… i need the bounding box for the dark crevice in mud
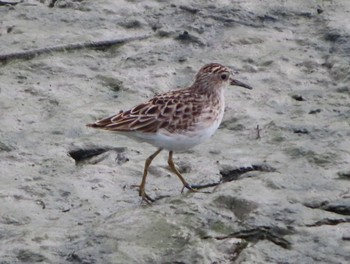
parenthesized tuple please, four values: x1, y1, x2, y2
(189, 164, 276, 190)
(230, 240, 249, 262)
(304, 198, 350, 216)
(68, 146, 127, 165)
(291, 94, 306, 101)
(0, 35, 151, 63)
(203, 226, 293, 249)
(174, 31, 204, 46)
(220, 164, 276, 182)
(306, 218, 350, 227)
(66, 252, 95, 264)
(0, 1, 19, 6)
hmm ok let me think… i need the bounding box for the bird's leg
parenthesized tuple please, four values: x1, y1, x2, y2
(167, 151, 196, 193)
(139, 148, 162, 203)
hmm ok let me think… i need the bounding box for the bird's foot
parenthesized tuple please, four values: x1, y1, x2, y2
(139, 189, 154, 204)
(181, 183, 198, 193)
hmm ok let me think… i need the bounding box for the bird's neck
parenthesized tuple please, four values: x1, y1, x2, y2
(190, 80, 225, 97)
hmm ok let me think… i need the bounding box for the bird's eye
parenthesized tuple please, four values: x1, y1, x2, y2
(220, 73, 229, 81)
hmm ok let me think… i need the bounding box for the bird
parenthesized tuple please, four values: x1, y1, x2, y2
(87, 63, 252, 203)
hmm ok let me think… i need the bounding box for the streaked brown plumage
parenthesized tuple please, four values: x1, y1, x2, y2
(87, 63, 252, 203)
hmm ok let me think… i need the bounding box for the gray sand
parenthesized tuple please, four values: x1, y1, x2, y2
(1, 0, 350, 263)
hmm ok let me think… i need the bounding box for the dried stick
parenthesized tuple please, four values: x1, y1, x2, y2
(256, 124, 261, 139)
(0, 34, 151, 63)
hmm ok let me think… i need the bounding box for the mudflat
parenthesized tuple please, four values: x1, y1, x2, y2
(1, 1, 349, 263)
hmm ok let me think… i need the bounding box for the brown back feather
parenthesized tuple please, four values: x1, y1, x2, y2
(86, 88, 208, 133)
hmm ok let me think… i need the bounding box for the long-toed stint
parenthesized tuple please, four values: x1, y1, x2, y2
(87, 63, 252, 203)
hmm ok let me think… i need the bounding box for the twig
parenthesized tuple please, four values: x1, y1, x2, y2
(256, 124, 261, 139)
(0, 34, 152, 63)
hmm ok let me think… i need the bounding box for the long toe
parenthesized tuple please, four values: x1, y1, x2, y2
(181, 183, 198, 193)
(139, 190, 154, 204)
(143, 194, 154, 204)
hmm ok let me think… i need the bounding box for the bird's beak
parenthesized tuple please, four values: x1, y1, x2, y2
(230, 78, 252, 90)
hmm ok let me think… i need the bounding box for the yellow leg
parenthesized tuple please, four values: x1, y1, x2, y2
(167, 151, 194, 192)
(139, 148, 162, 203)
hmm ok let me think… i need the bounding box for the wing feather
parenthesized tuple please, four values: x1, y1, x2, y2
(87, 88, 208, 134)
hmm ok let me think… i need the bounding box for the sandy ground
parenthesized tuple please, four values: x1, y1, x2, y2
(1, 0, 350, 263)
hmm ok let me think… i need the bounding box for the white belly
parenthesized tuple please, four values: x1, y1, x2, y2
(148, 121, 221, 151)
(129, 125, 217, 151)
